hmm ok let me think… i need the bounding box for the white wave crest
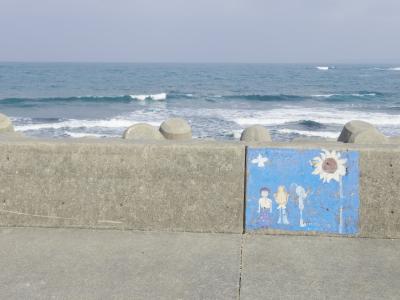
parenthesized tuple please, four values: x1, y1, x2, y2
(130, 93, 167, 101)
(223, 107, 400, 127)
(388, 67, 400, 71)
(311, 93, 376, 98)
(64, 132, 118, 138)
(277, 129, 339, 139)
(311, 94, 335, 98)
(316, 66, 329, 70)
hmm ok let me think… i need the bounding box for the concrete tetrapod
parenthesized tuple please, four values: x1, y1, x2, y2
(159, 118, 192, 140)
(123, 123, 165, 140)
(338, 120, 387, 144)
(240, 125, 272, 142)
(0, 113, 14, 133)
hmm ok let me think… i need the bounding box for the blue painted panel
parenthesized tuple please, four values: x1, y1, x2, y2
(246, 148, 359, 234)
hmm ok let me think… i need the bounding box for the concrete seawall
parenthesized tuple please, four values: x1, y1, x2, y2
(0, 137, 399, 238)
(0, 138, 245, 233)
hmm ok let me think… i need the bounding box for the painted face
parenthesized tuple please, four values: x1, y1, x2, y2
(261, 190, 269, 197)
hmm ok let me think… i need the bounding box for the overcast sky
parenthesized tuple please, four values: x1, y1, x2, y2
(1, 0, 399, 63)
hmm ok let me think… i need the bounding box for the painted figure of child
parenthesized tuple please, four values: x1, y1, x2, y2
(258, 187, 273, 226)
(275, 185, 290, 225)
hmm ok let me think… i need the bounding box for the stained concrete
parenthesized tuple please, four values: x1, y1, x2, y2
(0, 227, 242, 300)
(0, 139, 245, 233)
(240, 234, 400, 300)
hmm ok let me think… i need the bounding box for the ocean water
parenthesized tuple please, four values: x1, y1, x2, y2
(0, 63, 399, 140)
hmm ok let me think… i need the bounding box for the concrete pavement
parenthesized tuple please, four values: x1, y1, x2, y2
(0, 227, 399, 299)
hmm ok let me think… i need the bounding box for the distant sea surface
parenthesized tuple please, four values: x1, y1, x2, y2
(0, 63, 399, 140)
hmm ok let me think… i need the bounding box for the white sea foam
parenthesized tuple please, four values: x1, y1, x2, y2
(311, 94, 336, 98)
(311, 93, 376, 98)
(388, 67, 400, 71)
(277, 129, 340, 139)
(223, 107, 400, 127)
(64, 132, 118, 138)
(316, 66, 329, 70)
(129, 93, 167, 101)
(14, 118, 162, 132)
(222, 129, 242, 139)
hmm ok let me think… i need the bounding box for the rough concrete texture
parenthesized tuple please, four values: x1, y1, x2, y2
(247, 142, 400, 238)
(0, 228, 241, 300)
(338, 120, 386, 144)
(240, 125, 272, 142)
(241, 234, 400, 300)
(0, 113, 14, 133)
(160, 118, 192, 140)
(122, 123, 164, 140)
(0, 139, 245, 233)
(359, 149, 400, 238)
(389, 136, 400, 144)
(351, 129, 388, 144)
(1, 227, 399, 300)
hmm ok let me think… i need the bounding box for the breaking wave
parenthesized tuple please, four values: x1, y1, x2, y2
(310, 91, 383, 101)
(129, 93, 167, 101)
(13, 118, 162, 132)
(0, 93, 169, 105)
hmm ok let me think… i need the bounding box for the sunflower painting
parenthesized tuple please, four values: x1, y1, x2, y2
(246, 148, 359, 234)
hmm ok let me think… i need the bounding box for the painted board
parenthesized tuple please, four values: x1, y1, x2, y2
(246, 148, 359, 235)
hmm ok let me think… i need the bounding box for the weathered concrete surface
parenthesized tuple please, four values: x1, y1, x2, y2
(0, 227, 241, 300)
(246, 142, 400, 238)
(0, 139, 245, 233)
(359, 149, 400, 238)
(1, 228, 399, 300)
(241, 234, 400, 300)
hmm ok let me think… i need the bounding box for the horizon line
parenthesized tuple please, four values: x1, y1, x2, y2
(1, 60, 400, 65)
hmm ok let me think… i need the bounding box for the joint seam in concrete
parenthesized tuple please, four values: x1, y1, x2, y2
(242, 146, 248, 234)
(238, 234, 245, 300)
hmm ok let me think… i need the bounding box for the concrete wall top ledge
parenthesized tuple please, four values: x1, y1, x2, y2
(243, 141, 400, 152)
(0, 136, 399, 152)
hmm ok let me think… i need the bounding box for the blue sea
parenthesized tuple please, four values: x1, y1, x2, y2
(0, 63, 399, 140)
